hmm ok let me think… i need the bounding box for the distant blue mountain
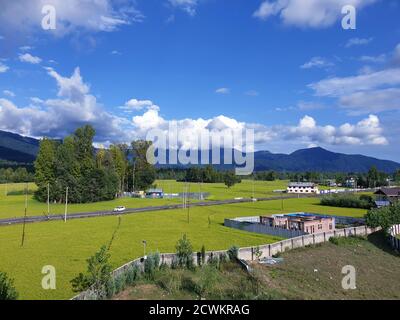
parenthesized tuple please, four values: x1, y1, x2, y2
(0, 130, 399, 173)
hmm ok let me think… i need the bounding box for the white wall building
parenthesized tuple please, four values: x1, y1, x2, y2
(287, 182, 319, 194)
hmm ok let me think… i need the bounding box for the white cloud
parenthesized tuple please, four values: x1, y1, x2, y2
(360, 54, 387, 64)
(309, 68, 400, 97)
(18, 53, 42, 64)
(300, 57, 334, 70)
(2, 90, 15, 97)
(169, 0, 198, 16)
(121, 99, 159, 112)
(0, 67, 128, 142)
(19, 46, 33, 51)
(253, 0, 376, 28)
(215, 88, 230, 94)
(283, 114, 387, 146)
(0, 0, 144, 37)
(345, 37, 373, 48)
(339, 88, 400, 114)
(130, 107, 387, 149)
(0, 62, 9, 73)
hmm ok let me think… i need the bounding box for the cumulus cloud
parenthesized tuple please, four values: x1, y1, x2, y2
(121, 99, 159, 112)
(283, 114, 387, 146)
(19, 53, 42, 64)
(129, 107, 387, 150)
(300, 57, 334, 70)
(253, 0, 376, 28)
(169, 0, 198, 16)
(345, 37, 373, 48)
(0, 0, 144, 37)
(0, 66, 128, 142)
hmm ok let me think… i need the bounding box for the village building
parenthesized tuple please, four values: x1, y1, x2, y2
(287, 182, 319, 194)
(260, 213, 335, 234)
(374, 188, 400, 207)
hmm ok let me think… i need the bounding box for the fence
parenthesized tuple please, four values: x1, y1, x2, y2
(72, 224, 379, 300)
(389, 224, 400, 251)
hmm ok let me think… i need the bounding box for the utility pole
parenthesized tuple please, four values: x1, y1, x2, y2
(187, 183, 191, 224)
(142, 240, 147, 258)
(132, 161, 136, 193)
(47, 182, 50, 216)
(21, 182, 28, 247)
(64, 187, 69, 223)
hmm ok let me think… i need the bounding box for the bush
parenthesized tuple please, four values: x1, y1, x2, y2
(176, 234, 194, 269)
(125, 264, 140, 285)
(105, 278, 116, 299)
(114, 274, 127, 294)
(157, 270, 182, 293)
(144, 254, 156, 280)
(365, 202, 400, 233)
(0, 271, 18, 300)
(321, 194, 374, 209)
(227, 246, 239, 261)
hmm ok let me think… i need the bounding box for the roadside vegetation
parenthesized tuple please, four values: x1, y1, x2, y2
(321, 194, 375, 209)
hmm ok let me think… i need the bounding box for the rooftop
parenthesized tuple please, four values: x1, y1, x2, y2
(288, 182, 316, 187)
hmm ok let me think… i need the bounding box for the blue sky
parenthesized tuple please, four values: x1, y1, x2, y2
(0, 0, 399, 161)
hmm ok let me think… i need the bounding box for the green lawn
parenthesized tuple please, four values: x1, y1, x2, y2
(0, 180, 288, 220)
(0, 196, 366, 300)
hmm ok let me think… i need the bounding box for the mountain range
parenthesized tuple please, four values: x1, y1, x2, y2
(0, 130, 399, 173)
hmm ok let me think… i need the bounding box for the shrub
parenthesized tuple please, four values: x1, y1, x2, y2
(176, 234, 194, 269)
(157, 270, 182, 293)
(125, 264, 140, 285)
(0, 271, 18, 300)
(114, 274, 127, 294)
(144, 254, 156, 280)
(201, 245, 206, 265)
(227, 246, 239, 261)
(365, 202, 400, 233)
(105, 278, 116, 299)
(320, 194, 373, 209)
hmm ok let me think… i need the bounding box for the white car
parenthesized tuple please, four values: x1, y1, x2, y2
(113, 206, 126, 213)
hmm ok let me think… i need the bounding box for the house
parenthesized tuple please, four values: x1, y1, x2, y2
(344, 177, 356, 188)
(145, 188, 164, 198)
(374, 188, 400, 207)
(260, 213, 335, 234)
(287, 182, 319, 194)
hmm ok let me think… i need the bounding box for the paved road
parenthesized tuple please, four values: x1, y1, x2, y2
(0, 195, 308, 226)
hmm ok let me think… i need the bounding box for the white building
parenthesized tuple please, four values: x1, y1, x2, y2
(287, 182, 319, 194)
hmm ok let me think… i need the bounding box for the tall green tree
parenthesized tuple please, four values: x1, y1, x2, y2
(131, 140, 156, 191)
(34, 138, 57, 201)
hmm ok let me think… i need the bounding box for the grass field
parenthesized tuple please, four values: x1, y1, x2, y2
(114, 234, 400, 300)
(0, 195, 367, 300)
(0, 180, 289, 220)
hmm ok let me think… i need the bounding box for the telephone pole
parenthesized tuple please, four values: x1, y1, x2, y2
(21, 182, 28, 247)
(47, 182, 50, 216)
(64, 187, 69, 223)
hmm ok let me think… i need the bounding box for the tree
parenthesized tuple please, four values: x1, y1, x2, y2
(365, 202, 400, 233)
(131, 140, 156, 191)
(223, 171, 239, 188)
(175, 234, 194, 269)
(110, 145, 127, 194)
(34, 138, 57, 202)
(71, 245, 113, 296)
(0, 271, 18, 300)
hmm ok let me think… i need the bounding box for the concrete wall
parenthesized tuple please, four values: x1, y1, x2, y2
(72, 224, 379, 300)
(389, 224, 400, 251)
(236, 225, 378, 261)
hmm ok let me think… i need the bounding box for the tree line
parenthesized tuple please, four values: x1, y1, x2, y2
(34, 125, 156, 204)
(0, 167, 34, 184)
